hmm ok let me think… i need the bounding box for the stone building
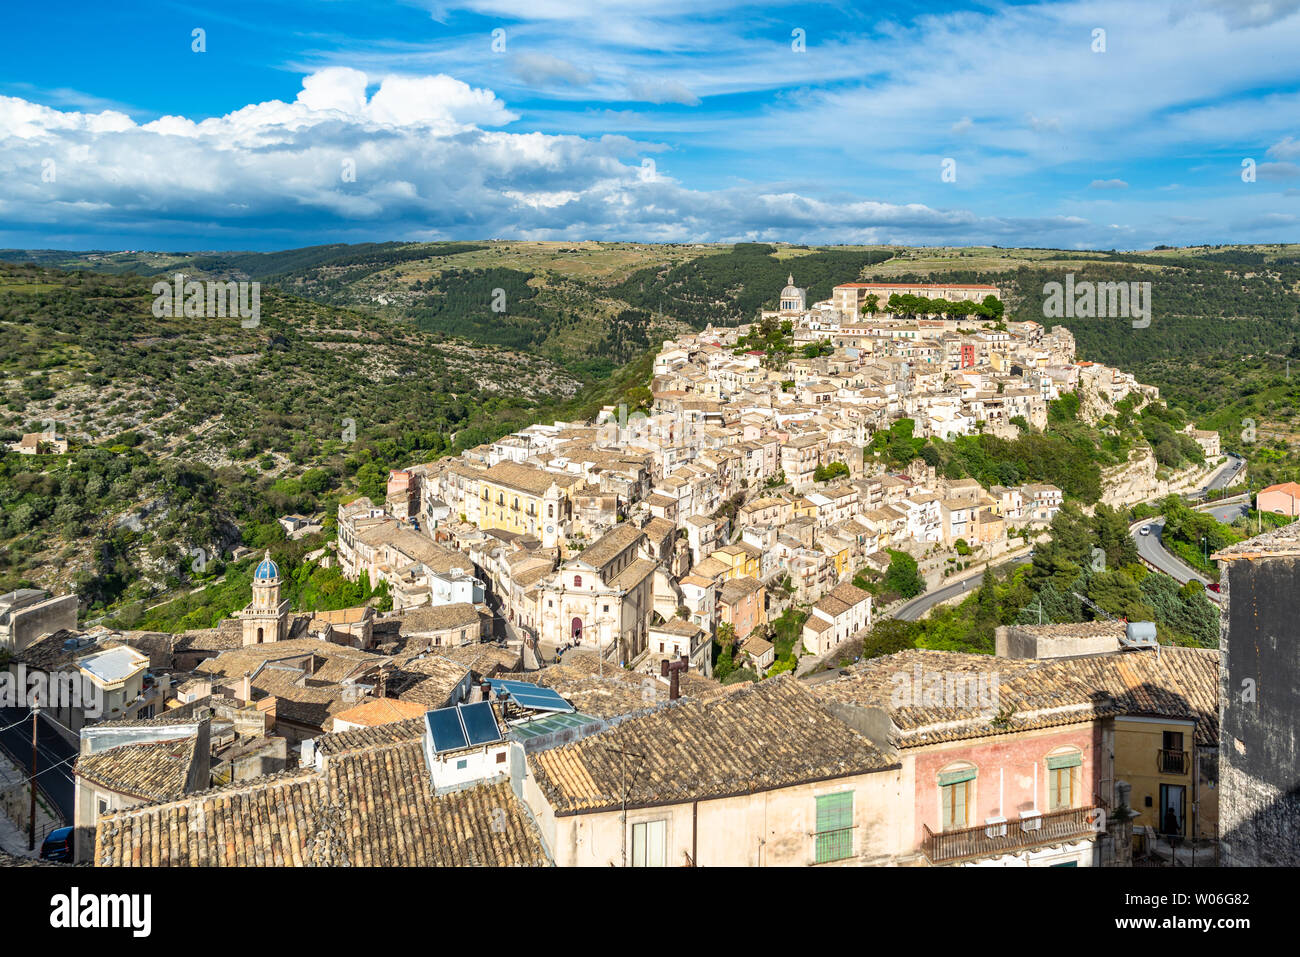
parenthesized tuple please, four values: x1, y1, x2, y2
(1213, 521, 1300, 865)
(535, 524, 657, 665)
(236, 552, 290, 646)
(0, 588, 79, 653)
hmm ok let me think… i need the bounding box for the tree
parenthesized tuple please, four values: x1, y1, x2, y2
(1092, 503, 1139, 569)
(813, 461, 850, 482)
(714, 622, 738, 680)
(859, 617, 919, 659)
(1030, 504, 1093, 591)
(885, 550, 926, 599)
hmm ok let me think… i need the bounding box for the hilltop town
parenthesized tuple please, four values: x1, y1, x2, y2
(334, 274, 1213, 671)
(0, 274, 1237, 868)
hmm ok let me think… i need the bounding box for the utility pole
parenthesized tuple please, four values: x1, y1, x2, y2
(29, 693, 39, 851)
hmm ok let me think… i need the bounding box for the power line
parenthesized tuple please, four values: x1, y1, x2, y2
(0, 711, 34, 734)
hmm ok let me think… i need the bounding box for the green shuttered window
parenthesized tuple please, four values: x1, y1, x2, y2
(938, 767, 977, 786)
(815, 792, 854, 863)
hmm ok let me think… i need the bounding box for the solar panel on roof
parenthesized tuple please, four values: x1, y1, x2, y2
(459, 701, 503, 746)
(488, 679, 575, 714)
(427, 706, 468, 753)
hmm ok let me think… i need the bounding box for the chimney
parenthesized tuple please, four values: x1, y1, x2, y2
(660, 654, 689, 701)
(239, 670, 253, 702)
(479, 680, 492, 702)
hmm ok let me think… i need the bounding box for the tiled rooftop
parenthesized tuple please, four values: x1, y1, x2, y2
(94, 739, 549, 867)
(75, 736, 197, 802)
(529, 677, 895, 815)
(1213, 519, 1300, 561)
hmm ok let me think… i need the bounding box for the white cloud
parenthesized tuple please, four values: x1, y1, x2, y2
(1090, 179, 1130, 190)
(511, 53, 593, 87)
(0, 66, 1109, 247)
(1187, 0, 1300, 29)
(625, 78, 701, 106)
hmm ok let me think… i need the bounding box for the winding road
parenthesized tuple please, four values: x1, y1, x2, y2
(1132, 499, 1248, 593)
(898, 454, 1247, 621)
(893, 552, 1035, 621)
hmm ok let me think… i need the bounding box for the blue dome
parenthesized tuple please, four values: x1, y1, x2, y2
(254, 554, 279, 581)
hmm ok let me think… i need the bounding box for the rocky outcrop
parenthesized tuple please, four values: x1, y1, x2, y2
(1097, 448, 1227, 509)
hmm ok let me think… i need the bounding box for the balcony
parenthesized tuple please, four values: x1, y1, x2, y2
(921, 805, 1099, 865)
(1158, 749, 1189, 775)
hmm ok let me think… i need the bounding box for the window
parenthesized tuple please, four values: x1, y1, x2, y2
(1160, 731, 1187, 774)
(939, 766, 975, 830)
(456, 759, 468, 770)
(1047, 751, 1082, 810)
(574, 575, 583, 588)
(814, 792, 854, 863)
(631, 820, 666, 866)
(496, 751, 507, 764)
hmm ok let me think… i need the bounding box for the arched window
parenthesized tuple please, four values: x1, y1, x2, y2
(1046, 748, 1082, 810)
(574, 575, 583, 588)
(937, 763, 976, 831)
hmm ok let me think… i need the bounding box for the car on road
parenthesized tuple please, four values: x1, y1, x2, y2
(1208, 582, 1221, 593)
(1140, 525, 1151, 536)
(39, 826, 73, 862)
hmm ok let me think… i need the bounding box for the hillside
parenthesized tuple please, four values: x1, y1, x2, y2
(0, 241, 902, 376)
(8, 240, 1300, 622)
(0, 263, 584, 611)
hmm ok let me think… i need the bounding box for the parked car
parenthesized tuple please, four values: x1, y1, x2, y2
(1208, 582, 1221, 593)
(39, 826, 73, 862)
(1140, 526, 1151, 536)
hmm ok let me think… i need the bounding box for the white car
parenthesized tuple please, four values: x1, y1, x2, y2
(1140, 525, 1151, 536)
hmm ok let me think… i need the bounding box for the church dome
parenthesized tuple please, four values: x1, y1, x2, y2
(254, 551, 279, 581)
(780, 274, 801, 299)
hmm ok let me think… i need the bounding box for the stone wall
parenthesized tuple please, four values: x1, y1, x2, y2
(1219, 554, 1300, 866)
(1, 594, 79, 653)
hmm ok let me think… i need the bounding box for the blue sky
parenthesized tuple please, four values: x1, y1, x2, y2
(2, 0, 1300, 250)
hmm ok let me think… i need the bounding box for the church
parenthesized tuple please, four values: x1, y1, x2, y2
(778, 274, 806, 314)
(235, 551, 291, 645)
